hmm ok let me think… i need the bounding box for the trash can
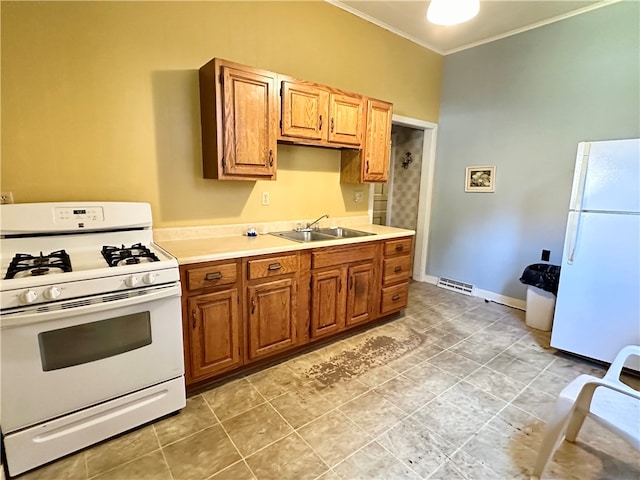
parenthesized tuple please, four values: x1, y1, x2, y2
(519, 263, 561, 331)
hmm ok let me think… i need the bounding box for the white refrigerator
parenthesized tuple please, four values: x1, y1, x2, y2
(551, 138, 640, 371)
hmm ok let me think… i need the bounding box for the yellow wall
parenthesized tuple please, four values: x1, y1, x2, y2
(1, 1, 442, 227)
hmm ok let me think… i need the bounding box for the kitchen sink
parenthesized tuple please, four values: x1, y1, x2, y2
(272, 227, 375, 243)
(314, 227, 375, 239)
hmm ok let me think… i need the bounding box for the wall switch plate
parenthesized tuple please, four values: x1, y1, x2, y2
(1, 192, 14, 204)
(354, 191, 363, 203)
(541, 249, 551, 261)
(261, 192, 270, 206)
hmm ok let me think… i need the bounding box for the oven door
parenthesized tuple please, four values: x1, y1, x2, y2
(1, 283, 184, 433)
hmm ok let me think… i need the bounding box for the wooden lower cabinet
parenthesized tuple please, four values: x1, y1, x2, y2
(181, 236, 414, 387)
(244, 252, 300, 362)
(379, 237, 413, 316)
(187, 289, 242, 380)
(310, 243, 379, 338)
(181, 259, 243, 385)
(345, 261, 376, 327)
(246, 277, 297, 360)
(310, 268, 346, 338)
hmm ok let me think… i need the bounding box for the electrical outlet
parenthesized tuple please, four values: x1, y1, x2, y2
(1, 192, 14, 204)
(261, 192, 270, 206)
(541, 249, 551, 261)
(354, 191, 363, 203)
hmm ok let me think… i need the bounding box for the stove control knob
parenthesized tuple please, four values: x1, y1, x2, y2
(44, 287, 62, 300)
(143, 273, 156, 285)
(21, 289, 38, 304)
(125, 275, 139, 287)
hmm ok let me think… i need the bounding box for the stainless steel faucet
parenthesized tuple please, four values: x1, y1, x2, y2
(301, 214, 329, 231)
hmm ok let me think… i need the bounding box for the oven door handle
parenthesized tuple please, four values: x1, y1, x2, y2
(1, 284, 181, 329)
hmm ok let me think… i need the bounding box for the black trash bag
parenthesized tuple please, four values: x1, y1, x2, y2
(519, 263, 561, 295)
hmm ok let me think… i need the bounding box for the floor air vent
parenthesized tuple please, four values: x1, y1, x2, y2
(437, 277, 474, 296)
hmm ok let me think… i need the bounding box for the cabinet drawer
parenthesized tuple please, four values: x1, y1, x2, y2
(382, 256, 411, 285)
(380, 282, 409, 315)
(186, 262, 237, 291)
(312, 244, 376, 269)
(384, 238, 413, 257)
(248, 254, 298, 280)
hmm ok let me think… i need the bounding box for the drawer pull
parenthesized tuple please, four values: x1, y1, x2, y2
(394, 266, 402, 273)
(395, 244, 404, 252)
(268, 262, 282, 271)
(205, 271, 222, 281)
(392, 294, 401, 301)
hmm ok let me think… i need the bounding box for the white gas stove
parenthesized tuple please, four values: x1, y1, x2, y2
(0, 202, 185, 477)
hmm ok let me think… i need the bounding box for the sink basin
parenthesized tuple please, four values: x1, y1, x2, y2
(271, 227, 375, 243)
(272, 230, 335, 243)
(314, 227, 375, 239)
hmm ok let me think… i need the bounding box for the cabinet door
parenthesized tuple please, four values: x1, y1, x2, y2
(187, 289, 242, 381)
(247, 278, 297, 361)
(328, 93, 363, 146)
(362, 99, 392, 182)
(281, 81, 329, 141)
(221, 65, 277, 178)
(346, 261, 375, 327)
(310, 268, 347, 339)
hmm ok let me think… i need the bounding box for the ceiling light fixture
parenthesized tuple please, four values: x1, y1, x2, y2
(427, 0, 480, 26)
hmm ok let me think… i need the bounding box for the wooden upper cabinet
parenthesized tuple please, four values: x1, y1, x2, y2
(281, 81, 329, 141)
(279, 78, 364, 148)
(362, 99, 393, 182)
(327, 93, 364, 146)
(340, 98, 393, 184)
(199, 58, 277, 180)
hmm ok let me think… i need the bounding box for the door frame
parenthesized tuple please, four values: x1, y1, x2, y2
(368, 115, 438, 282)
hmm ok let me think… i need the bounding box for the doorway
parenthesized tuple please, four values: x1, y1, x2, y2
(369, 115, 438, 282)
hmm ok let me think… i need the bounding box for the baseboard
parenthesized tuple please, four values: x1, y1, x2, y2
(418, 275, 526, 310)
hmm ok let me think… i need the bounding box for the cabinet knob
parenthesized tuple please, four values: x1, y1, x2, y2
(319, 115, 323, 131)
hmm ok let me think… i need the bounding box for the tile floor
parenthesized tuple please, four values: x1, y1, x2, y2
(13, 282, 640, 480)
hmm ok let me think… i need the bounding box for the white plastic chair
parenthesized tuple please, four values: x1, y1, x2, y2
(533, 345, 640, 478)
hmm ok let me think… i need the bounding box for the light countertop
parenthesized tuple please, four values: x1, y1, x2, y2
(156, 223, 415, 265)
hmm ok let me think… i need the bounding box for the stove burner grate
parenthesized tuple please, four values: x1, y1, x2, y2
(101, 243, 160, 267)
(5, 250, 72, 279)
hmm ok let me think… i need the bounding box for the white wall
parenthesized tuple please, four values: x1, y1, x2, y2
(427, 1, 640, 301)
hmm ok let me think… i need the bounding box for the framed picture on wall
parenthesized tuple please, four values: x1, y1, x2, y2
(465, 166, 496, 192)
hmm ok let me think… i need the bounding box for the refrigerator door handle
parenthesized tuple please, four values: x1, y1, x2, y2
(567, 211, 581, 265)
(570, 142, 591, 211)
